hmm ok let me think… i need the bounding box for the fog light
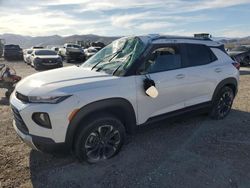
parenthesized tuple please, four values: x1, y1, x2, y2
(32, 112, 51, 129)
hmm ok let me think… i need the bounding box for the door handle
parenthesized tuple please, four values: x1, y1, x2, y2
(215, 68, 222, 73)
(176, 74, 185, 79)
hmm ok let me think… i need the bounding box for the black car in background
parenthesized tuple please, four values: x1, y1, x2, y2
(228, 45, 250, 66)
(3, 44, 23, 60)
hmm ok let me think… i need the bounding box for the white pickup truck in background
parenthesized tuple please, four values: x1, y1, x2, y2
(58, 43, 85, 63)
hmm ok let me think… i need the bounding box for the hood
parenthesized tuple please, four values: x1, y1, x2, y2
(16, 66, 116, 96)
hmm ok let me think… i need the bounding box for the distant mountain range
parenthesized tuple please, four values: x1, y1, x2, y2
(0, 33, 119, 48)
(0, 33, 250, 49)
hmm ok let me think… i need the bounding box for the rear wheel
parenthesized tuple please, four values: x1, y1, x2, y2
(74, 114, 125, 163)
(210, 86, 234, 120)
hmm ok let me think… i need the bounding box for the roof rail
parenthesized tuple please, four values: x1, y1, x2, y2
(151, 35, 213, 42)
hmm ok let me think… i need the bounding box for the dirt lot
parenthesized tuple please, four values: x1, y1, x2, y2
(0, 59, 250, 188)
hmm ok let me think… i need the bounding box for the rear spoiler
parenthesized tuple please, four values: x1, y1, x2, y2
(210, 44, 227, 54)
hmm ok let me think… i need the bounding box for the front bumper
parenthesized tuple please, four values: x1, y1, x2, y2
(13, 119, 69, 153)
(13, 120, 38, 150)
(35, 61, 63, 69)
(10, 92, 78, 153)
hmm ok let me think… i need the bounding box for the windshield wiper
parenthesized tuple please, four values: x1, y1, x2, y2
(91, 50, 122, 71)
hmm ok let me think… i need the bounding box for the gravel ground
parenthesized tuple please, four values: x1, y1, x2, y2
(0, 59, 250, 188)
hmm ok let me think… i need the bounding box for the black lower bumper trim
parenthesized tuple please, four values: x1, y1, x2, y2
(31, 134, 70, 154)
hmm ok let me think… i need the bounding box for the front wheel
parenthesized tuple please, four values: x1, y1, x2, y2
(34, 63, 40, 70)
(5, 91, 11, 98)
(210, 86, 235, 120)
(74, 114, 125, 163)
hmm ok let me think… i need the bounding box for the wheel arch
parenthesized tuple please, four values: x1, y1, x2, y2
(65, 97, 137, 149)
(212, 77, 238, 103)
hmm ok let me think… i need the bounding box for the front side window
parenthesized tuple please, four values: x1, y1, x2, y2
(139, 46, 182, 74)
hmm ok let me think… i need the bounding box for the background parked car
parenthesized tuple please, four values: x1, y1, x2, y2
(51, 46, 60, 53)
(23, 49, 33, 64)
(58, 43, 85, 63)
(0, 39, 5, 57)
(3, 44, 23, 60)
(30, 49, 63, 70)
(84, 47, 98, 59)
(228, 45, 250, 66)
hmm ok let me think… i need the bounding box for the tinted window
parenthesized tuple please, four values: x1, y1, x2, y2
(35, 50, 57, 55)
(33, 47, 44, 49)
(184, 44, 217, 67)
(4, 45, 20, 50)
(141, 46, 182, 73)
(67, 44, 81, 48)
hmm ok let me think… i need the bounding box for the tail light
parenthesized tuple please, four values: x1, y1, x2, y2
(232, 61, 240, 70)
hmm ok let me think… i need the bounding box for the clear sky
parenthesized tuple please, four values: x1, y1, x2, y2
(0, 0, 250, 37)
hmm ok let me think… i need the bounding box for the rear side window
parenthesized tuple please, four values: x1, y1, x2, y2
(183, 44, 217, 67)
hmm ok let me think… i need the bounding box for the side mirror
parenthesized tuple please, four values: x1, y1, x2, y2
(144, 78, 158, 98)
(145, 85, 158, 98)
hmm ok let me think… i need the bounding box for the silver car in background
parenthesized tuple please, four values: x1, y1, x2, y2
(23, 49, 33, 65)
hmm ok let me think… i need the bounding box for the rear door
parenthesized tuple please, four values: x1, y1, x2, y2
(180, 43, 219, 107)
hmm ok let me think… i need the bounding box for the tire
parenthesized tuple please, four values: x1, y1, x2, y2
(210, 86, 235, 120)
(74, 114, 126, 163)
(5, 91, 11, 98)
(66, 56, 71, 63)
(34, 63, 40, 70)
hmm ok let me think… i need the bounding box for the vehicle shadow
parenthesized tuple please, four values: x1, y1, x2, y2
(3, 59, 23, 62)
(29, 109, 250, 188)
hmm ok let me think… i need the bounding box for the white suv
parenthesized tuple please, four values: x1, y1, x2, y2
(10, 35, 240, 163)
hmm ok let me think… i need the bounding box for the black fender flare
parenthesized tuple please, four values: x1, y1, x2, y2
(65, 98, 137, 148)
(212, 77, 238, 103)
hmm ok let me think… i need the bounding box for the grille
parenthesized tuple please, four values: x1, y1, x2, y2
(42, 58, 57, 64)
(68, 52, 83, 57)
(16, 92, 29, 103)
(11, 106, 29, 134)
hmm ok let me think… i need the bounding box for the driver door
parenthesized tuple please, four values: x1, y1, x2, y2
(135, 44, 189, 124)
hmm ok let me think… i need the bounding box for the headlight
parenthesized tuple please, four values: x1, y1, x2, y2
(28, 95, 71, 104)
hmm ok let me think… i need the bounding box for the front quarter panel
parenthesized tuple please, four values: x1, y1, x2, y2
(74, 76, 137, 117)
